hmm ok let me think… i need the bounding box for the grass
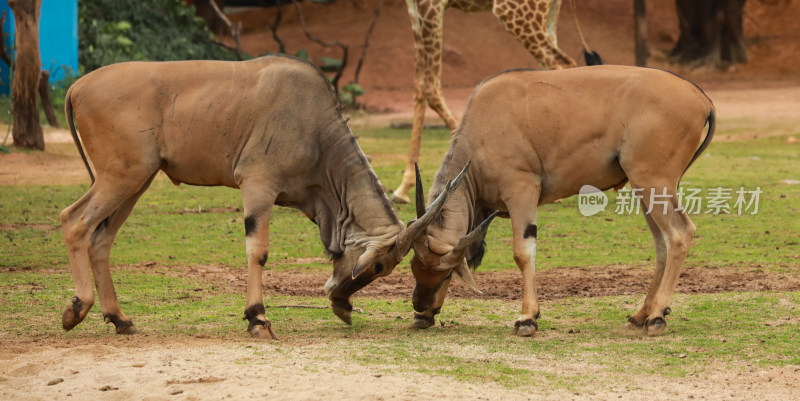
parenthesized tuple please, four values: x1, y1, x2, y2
(1, 118, 799, 391)
(1, 269, 798, 391)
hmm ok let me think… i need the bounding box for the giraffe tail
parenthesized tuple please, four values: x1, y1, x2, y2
(569, 0, 604, 66)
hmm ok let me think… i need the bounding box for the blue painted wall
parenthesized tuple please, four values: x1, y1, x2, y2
(1, 0, 78, 94)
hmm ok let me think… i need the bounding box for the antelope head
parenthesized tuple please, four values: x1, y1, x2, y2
(406, 163, 497, 328)
(324, 162, 474, 325)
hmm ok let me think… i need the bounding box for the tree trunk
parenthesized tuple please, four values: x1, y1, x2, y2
(669, 0, 747, 67)
(633, 0, 647, 67)
(38, 70, 59, 128)
(9, 0, 44, 150)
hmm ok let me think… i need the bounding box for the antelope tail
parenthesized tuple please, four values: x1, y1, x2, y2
(683, 109, 716, 177)
(65, 88, 95, 184)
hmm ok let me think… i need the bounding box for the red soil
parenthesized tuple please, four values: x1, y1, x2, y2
(224, 0, 800, 113)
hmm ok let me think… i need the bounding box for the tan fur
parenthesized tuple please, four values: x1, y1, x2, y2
(410, 66, 715, 336)
(392, 0, 576, 203)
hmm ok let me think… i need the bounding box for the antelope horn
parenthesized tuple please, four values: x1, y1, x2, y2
(454, 260, 482, 294)
(415, 163, 425, 219)
(393, 161, 472, 258)
(435, 210, 499, 270)
(351, 245, 379, 279)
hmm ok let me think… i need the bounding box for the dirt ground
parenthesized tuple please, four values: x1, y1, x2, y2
(77, 262, 794, 303)
(3, 1, 800, 399)
(2, 338, 798, 401)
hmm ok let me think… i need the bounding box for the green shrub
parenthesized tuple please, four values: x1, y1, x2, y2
(78, 0, 237, 72)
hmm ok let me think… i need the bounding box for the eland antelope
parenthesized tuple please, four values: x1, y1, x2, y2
(59, 55, 462, 339)
(407, 65, 715, 336)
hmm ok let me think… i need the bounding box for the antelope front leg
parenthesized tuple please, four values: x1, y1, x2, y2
(507, 190, 542, 337)
(240, 184, 277, 339)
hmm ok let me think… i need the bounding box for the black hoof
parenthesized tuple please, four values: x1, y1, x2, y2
(248, 320, 278, 339)
(103, 314, 137, 335)
(410, 314, 435, 329)
(242, 303, 278, 339)
(645, 317, 667, 336)
(512, 319, 538, 337)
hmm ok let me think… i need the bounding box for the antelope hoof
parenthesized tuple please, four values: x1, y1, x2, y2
(645, 317, 667, 336)
(61, 296, 86, 331)
(390, 192, 410, 204)
(103, 314, 138, 335)
(331, 299, 353, 325)
(624, 313, 646, 330)
(410, 314, 435, 329)
(116, 324, 139, 335)
(61, 306, 84, 331)
(248, 321, 278, 340)
(512, 319, 538, 337)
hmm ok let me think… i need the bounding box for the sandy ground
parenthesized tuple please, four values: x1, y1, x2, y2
(0, 339, 535, 401)
(1, 338, 798, 401)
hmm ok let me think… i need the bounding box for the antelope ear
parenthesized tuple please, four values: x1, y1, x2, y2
(352, 247, 379, 279)
(454, 260, 482, 294)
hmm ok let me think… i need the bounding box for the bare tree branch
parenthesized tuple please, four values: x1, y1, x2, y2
(265, 304, 364, 313)
(38, 70, 59, 128)
(269, 0, 286, 54)
(291, 0, 348, 94)
(209, 0, 243, 60)
(353, 0, 382, 84)
(0, 10, 12, 67)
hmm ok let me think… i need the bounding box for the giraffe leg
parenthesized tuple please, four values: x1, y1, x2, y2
(492, 0, 576, 69)
(394, 0, 456, 204)
(545, 0, 562, 46)
(392, 92, 427, 204)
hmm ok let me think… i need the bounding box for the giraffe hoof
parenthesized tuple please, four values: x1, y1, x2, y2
(390, 193, 410, 204)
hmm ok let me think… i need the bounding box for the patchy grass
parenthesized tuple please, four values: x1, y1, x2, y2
(1, 269, 797, 391)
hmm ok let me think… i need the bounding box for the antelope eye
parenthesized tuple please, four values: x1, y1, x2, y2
(374, 262, 384, 274)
